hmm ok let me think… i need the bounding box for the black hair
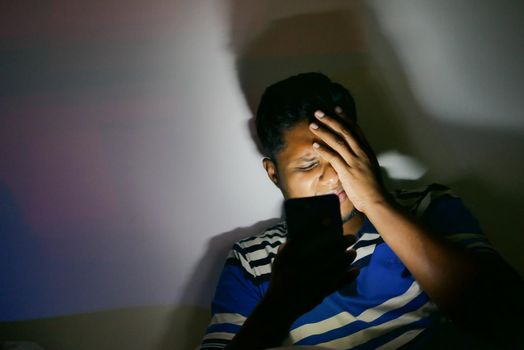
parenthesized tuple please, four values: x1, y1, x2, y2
(255, 72, 357, 160)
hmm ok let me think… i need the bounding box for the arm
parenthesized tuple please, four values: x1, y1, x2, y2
(366, 198, 522, 318)
(366, 197, 523, 344)
(224, 290, 300, 350)
(310, 108, 524, 343)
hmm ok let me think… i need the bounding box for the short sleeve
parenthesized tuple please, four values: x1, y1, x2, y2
(422, 194, 499, 255)
(199, 245, 263, 349)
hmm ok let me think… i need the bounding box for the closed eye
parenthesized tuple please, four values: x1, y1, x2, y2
(297, 162, 319, 171)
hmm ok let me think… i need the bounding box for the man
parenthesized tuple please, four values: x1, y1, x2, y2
(200, 73, 523, 349)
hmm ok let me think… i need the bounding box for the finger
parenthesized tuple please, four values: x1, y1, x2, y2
(312, 142, 352, 175)
(334, 106, 374, 157)
(314, 110, 366, 159)
(309, 122, 356, 165)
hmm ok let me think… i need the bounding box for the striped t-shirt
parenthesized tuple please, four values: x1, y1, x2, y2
(200, 184, 498, 349)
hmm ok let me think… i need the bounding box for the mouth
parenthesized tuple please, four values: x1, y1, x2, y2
(326, 188, 347, 203)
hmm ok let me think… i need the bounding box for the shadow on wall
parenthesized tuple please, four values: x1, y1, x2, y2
(178, 218, 283, 307)
(157, 218, 281, 350)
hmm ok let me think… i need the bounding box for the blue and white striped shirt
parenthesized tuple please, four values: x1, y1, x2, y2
(200, 184, 498, 349)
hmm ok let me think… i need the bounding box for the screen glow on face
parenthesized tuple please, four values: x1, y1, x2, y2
(274, 120, 354, 220)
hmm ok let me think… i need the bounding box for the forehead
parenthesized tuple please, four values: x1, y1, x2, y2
(276, 120, 319, 164)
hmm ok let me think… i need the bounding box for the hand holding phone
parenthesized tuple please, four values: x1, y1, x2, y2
(268, 196, 358, 317)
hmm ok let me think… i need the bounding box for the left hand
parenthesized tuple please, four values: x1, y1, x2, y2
(267, 236, 359, 318)
(309, 107, 386, 214)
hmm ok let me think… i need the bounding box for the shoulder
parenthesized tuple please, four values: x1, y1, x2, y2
(392, 183, 454, 217)
(392, 183, 482, 232)
(392, 183, 480, 228)
(393, 183, 498, 255)
(235, 221, 287, 251)
(226, 222, 287, 279)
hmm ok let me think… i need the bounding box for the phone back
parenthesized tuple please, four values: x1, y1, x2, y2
(284, 194, 342, 240)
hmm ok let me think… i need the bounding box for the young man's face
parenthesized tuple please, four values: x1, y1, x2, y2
(263, 119, 355, 222)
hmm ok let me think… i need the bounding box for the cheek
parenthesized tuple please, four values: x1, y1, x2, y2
(282, 172, 318, 197)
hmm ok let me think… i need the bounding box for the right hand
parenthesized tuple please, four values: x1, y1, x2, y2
(265, 233, 360, 318)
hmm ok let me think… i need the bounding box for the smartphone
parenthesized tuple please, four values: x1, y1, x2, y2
(284, 194, 342, 240)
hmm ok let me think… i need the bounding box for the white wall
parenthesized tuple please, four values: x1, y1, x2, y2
(1, 0, 522, 340)
(0, 0, 282, 321)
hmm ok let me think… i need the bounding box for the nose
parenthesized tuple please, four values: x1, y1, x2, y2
(318, 162, 339, 187)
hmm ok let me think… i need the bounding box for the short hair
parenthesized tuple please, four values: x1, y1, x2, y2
(255, 72, 357, 160)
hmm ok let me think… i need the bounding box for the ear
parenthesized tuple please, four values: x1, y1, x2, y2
(263, 158, 279, 187)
